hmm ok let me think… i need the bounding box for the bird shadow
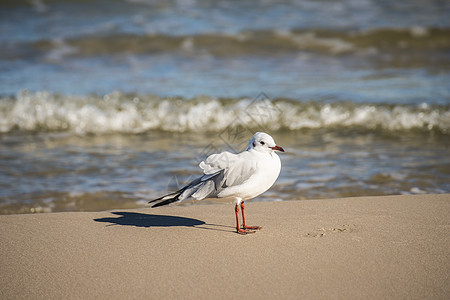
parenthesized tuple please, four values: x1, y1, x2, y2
(94, 212, 204, 227)
(93, 212, 234, 233)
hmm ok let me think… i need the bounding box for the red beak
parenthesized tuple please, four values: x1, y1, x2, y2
(270, 145, 285, 152)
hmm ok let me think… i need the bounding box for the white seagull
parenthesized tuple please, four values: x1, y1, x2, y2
(149, 132, 284, 234)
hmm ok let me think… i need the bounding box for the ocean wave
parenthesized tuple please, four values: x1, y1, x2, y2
(5, 27, 450, 63)
(1, 91, 449, 135)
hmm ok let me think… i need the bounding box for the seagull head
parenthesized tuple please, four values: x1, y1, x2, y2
(247, 132, 285, 153)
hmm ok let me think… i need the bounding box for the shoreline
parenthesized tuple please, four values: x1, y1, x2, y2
(1, 194, 449, 299)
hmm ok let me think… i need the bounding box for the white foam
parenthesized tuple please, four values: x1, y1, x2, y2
(1, 91, 449, 135)
(44, 39, 79, 63)
(283, 31, 354, 54)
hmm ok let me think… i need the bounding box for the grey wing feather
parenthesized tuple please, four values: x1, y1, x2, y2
(149, 151, 256, 207)
(200, 151, 256, 186)
(148, 170, 225, 207)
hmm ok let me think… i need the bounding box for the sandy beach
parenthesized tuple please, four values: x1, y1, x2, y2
(1, 194, 449, 299)
(2, 2, 449, 299)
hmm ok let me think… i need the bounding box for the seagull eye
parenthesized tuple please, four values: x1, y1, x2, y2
(260, 141, 265, 145)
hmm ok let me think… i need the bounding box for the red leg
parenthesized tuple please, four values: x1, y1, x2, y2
(240, 202, 262, 230)
(235, 204, 255, 234)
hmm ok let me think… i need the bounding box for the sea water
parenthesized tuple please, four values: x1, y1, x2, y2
(0, 0, 449, 214)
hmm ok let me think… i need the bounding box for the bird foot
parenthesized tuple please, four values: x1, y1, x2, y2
(242, 225, 262, 230)
(236, 228, 256, 234)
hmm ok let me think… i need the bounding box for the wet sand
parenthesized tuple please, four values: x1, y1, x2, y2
(1, 194, 449, 299)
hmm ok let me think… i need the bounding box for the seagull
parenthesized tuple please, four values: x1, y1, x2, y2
(149, 132, 284, 234)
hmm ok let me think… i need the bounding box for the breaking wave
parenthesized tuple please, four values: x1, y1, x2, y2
(1, 90, 449, 135)
(5, 28, 450, 62)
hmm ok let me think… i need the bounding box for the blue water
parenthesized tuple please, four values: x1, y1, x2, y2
(1, 0, 449, 102)
(0, 0, 449, 214)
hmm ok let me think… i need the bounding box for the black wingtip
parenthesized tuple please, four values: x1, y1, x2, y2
(148, 196, 163, 204)
(151, 196, 180, 208)
(149, 190, 183, 208)
(148, 190, 179, 205)
(149, 176, 202, 208)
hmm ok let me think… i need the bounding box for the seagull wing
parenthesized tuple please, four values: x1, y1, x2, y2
(149, 151, 257, 207)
